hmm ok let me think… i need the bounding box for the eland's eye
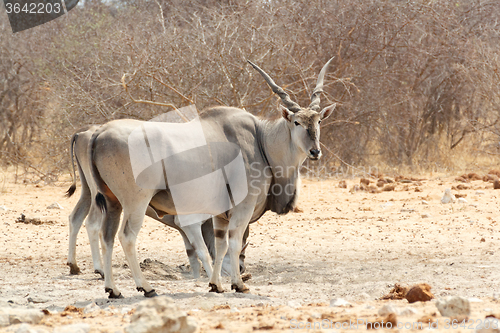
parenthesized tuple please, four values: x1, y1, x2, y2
(294, 121, 300, 126)
(318, 120, 322, 124)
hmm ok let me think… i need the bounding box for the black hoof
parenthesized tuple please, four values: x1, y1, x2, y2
(231, 284, 250, 293)
(105, 288, 123, 299)
(94, 270, 105, 279)
(209, 283, 224, 293)
(137, 287, 157, 298)
(67, 263, 80, 275)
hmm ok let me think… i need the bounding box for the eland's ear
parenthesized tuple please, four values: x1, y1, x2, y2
(319, 103, 336, 120)
(280, 104, 294, 122)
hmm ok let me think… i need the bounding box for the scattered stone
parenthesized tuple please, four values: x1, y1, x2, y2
(417, 314, 437, 325)
(367, 185, 380, 193)
(441, 189, 456, 204)
(47, 202, 63, 209)
(488, 169, 500, 178)
(253, 318, 274, 330)
(241, 273, 252, 282)
(385, 178, 395, 183)
(380, 283, 408, 300)
(484, 174, 498, 182)
(494, 180, 500, 190)
(83, 302, 100, 314)
(330, 298, 351, 307)
(53, 323, 91, 333)
(421, 214, 432, 219)
(458, 197, 468, 204)
(125, 296, 197, 333)
(436, 296, 471, 317)
(61, 305, 84, 316)
(287, 300, 301, 309)
(0, 308, 45, 327)
(382, 184, 396, 192)
(360, 178, 370, 186)
(455, 193, 467, 198)
(380, 202, 394, 210)
(349, 185, 361, 193)
(468, 297, 483, 303)
(476, 190, 486, 195)
(405, 283, 434, 303)
(376, 179, 387, 187)
(338, 180, 347, 189)
(15, 214, 53, 225)
(399, 307, 418, 316)
(27, 296, 50, 304)
(453, 184, 470, 190)
(378, 304, 397, 316)
(481, 238, 486, 242)
(0, 206, 8, 211)
(9, 323, 50, 333)
(292, 206, 303, 213)
(468, 173, 482, 181)
(455, 176, 469, 183)
(414, 187, 422, 192)
(366, 313, 397, 329)
(421, 200, 429, 205)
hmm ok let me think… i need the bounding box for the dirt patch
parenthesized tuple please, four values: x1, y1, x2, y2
(0, 174, 499, 332)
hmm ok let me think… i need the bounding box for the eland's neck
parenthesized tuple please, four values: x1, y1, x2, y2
(260, 118, 306, 177)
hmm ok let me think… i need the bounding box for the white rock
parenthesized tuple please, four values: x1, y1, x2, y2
(399, 307, 418, 316)
(53, 324, 90, 333)
(0, 206, 8, 211)
(421, 200, 429, 205)
(47, 202, 63, 209)
(475, 190, 486, 195)
(125, 296, 197, 333)
(441, 189, 456, 204)
(330, 298, 351, 307)
(7, 323, 49, 333)
(468, 297, 483, 303)
(380, 202, 394, 209)
(458, 197, 468, 204)
(287, 300, 301, 309)
(83, 302, 100, 314)
(421, 214, 432, 218)
(436, 296, 470, 317)
(358, 292, 371, 301)
(378, 304, 397, 316)
(0, 308, 44, 327)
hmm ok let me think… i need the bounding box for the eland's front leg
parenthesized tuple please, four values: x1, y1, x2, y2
(228, 221, 250, 293)
(208, 217, 228, 293)
(118, 210, 157, 298)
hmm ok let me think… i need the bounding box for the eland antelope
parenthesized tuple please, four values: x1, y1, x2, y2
(90, 58, 335, 298)
(66, 125, 249, 280)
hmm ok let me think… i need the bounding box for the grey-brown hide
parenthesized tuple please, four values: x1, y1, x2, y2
(89, 57, 335, 298)
(66, 125, 248, 280)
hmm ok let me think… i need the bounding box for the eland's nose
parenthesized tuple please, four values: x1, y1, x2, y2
(310, 149, 321, 158)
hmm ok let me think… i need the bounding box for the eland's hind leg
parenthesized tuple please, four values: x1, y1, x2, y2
(100, 197, 123, 299)
(67, 185, 91, 275)
(85, 202, 104, 278)
(179, 229, 202, 278)
(181, 222, 213, 279)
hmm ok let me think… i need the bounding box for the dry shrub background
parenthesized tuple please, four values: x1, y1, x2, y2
(1, 0, 500, 182)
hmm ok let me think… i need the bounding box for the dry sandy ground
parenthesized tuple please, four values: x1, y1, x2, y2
(0, 172, 499, 332)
